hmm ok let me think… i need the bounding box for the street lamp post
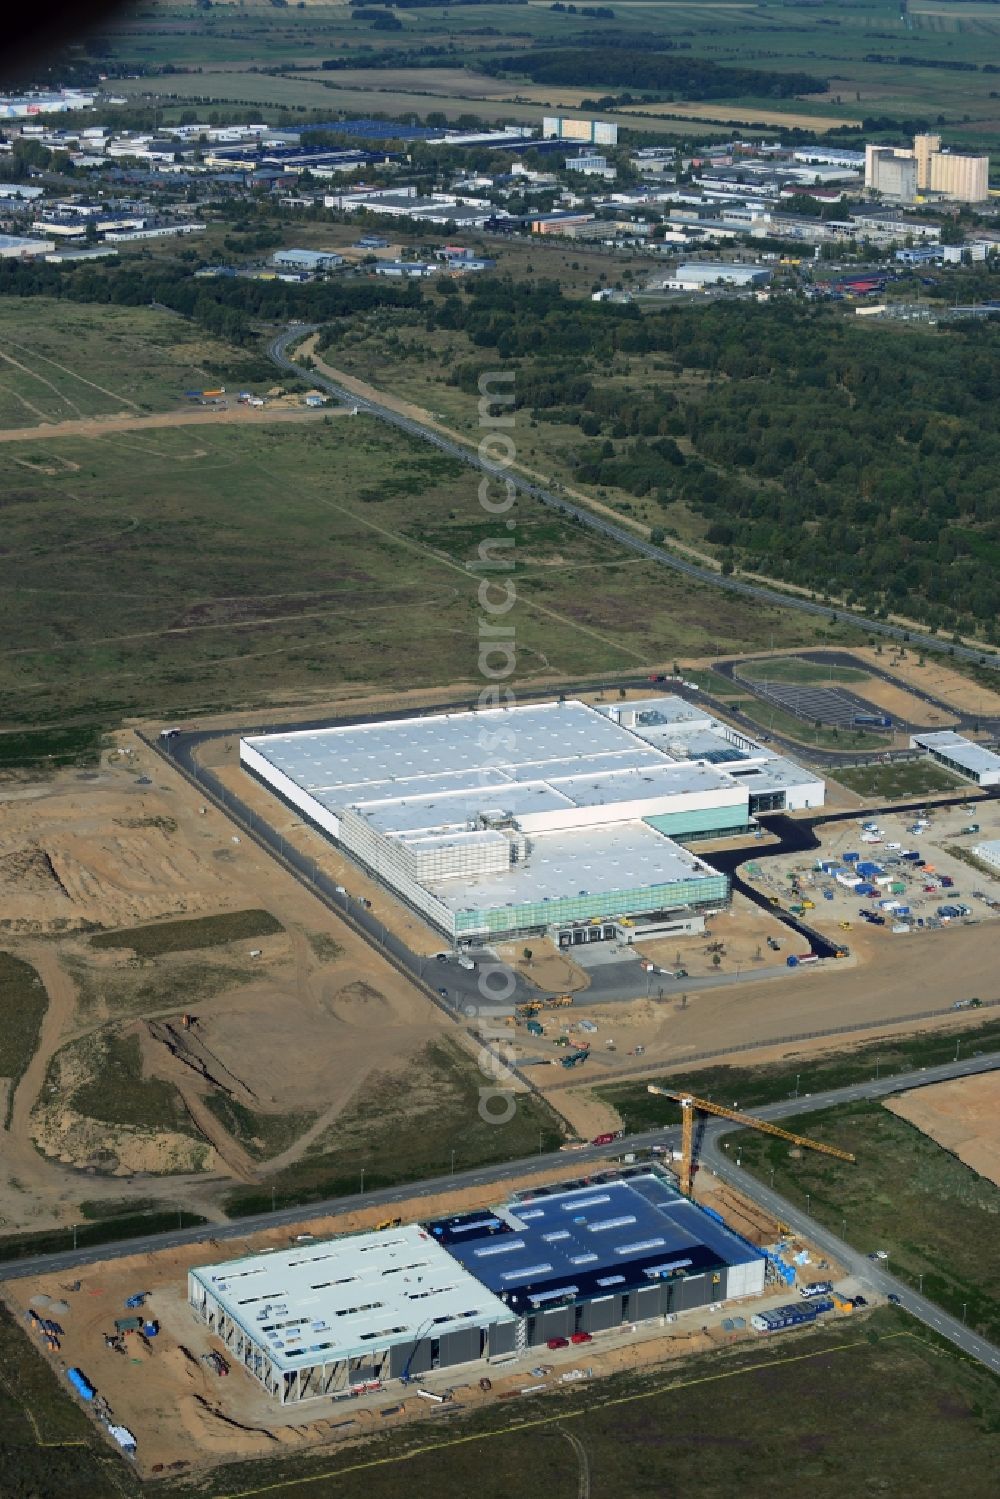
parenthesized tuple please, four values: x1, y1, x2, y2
(806, 1192, 811, 1216)
(955, 1038, 962, 1063)
(794, 1074, 800, 1099)
(875, 1056, 880, 1081)
(451, 1149, 456, 1176)
(962, 1303, 968, 1325)
(918, 1273, 924, 1295)
(360, 1168, 365, 1196)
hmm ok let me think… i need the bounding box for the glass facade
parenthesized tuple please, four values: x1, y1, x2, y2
(644, 806, 750, 842)
(454, 873, 730, 939)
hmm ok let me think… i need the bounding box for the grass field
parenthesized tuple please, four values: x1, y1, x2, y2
(104, 0, 1000, 147)
(68, 1031, 203, 1139)
(596, 1019, 1000, 1128)
(224, 1039, 564, 1215)
(0, 301, 273, 431)
(834, 760, 966, 800)
(90, 910, 283, 958)
(0, 309, 850, 734)
(149, 1313, 1000, 1499)
(0, 954, 48, 1130)
(740, 658, 871, 686)
(731, 1099, 1000, 1342)
(203, 1092, 317, 1162)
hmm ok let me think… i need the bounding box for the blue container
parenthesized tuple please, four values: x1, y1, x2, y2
(67, 1368, 95, 1401)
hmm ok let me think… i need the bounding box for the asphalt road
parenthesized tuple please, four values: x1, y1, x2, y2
(4, 1052, 998, 1373)
(269, 326, 1000, 676)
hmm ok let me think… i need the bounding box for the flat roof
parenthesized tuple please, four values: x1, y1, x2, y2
(245, 700, 742, 830)
(913, 731, 1000, 776)
(191, 1224, 514, 1371)
(425, 820, 721, 914)
(727, 755, 824, 792)
(432, 1172, 761, 1314)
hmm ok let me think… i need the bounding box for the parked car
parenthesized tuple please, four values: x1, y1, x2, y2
(887, 1293, 901, 1306)
(546, 1336, 569, 1350)
(570, 1331, 593, 1345)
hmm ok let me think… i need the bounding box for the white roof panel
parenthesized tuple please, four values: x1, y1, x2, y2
(191, 1224, 514, 1370)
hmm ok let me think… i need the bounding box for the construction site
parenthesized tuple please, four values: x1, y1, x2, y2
(3, 1089, 865, 1478)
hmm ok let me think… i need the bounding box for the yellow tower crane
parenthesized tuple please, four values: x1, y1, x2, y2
(646, 1085, 856, 1198)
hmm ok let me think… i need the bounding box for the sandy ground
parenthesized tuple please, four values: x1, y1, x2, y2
(534, 916, 997, 1102)
(846, 677, 956, 727)
(0, 737, 449, 1234)
(853, 647, 1000, 717)
(1, 1165, 843, 1479)
(886, 1072, 1000, 1187)
(0, 405, 334, 444)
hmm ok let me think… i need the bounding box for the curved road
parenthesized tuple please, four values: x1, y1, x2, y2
(3, 1052, 998, 1371)
(270, 326, 1000, 676)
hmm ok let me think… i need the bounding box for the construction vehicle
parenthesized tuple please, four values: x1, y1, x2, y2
(516, 1001, 544, 1019)
(546, 994, 574, 1008)
(646, 1085, 856, 1197)
(526, 1019, 544, 1037)
(560, 1046, 590, 1068)
(375, 1216, 402, 1231)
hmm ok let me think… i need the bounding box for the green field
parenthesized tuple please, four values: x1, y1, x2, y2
(101, 0, 1000, 148)
(732, 1098, 1000, 1342)
(0, 953, 48, 1130)
(596, 1021, 1000, 1127)
(0, 300, 274, 430)
(739, 657, 871, 685)
(90, 909, 283, 958)
(224, 1039, 565, 1215)
(67, 1030, 202, 1139)
(0, 302, 849, 734)
(150, 1313, 1000, 1499)
(834, 759, 966, 800)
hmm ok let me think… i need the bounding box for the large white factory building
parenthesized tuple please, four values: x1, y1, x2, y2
(241, 696, 823, 942)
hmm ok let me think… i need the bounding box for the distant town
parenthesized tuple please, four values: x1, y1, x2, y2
(1, 88, 997, 319)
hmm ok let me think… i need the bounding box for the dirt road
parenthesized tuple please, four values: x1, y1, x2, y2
(0, 405, 337, 444)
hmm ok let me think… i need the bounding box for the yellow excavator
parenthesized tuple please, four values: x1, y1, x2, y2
(646, 1084, 856, 1197)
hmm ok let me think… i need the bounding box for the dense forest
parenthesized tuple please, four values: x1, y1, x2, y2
(430, 280, 1000, 639)
(483, 49, 826, 98)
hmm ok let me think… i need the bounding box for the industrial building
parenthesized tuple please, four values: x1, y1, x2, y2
(972, 839, 1000, 871)
(866, 133, 989, 204)
(666, 262, 772, 291)
(271, 248, 343, 272)
(188, 1171, 766, 1402)
(909, 730, 1000, 788)
(543, 117, 618, 146)
(187, 1224, 517, 1404)
(241, 696, 823, 942)
(864, 147, 918, 203)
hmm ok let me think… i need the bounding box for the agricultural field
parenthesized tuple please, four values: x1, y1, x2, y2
(105, 0, 1000, 147)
